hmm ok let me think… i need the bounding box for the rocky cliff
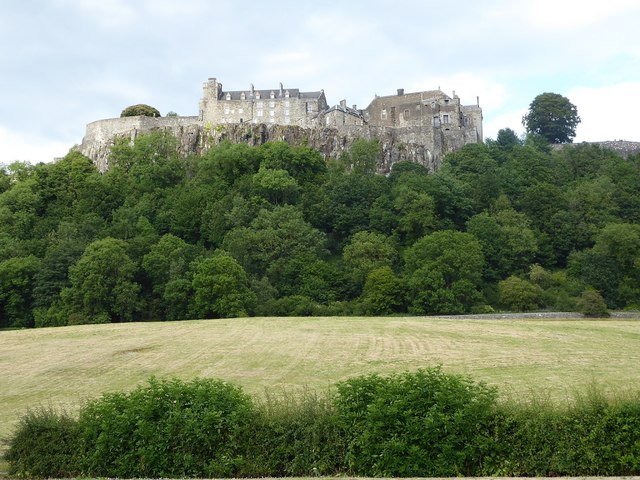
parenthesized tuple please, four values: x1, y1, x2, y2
(78, 117, 468, 173)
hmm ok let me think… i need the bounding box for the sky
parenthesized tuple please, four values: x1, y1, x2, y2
(1, 0, 639, 164)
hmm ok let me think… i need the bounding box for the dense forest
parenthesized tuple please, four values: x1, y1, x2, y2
(1, 130, 639, 328)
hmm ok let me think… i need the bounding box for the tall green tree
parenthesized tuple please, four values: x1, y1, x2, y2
(522, 92, 580, 144)
(404, 230, 485, 314)
(191, 252, 256, 318)
(61, 238, 142, 324)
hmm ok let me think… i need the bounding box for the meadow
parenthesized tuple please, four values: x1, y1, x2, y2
(2, 315, 640, 447)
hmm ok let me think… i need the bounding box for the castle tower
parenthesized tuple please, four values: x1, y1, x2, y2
(199, 78, 222, 122)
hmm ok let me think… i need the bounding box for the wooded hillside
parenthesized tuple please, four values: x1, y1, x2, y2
(1, 132, 639, 327)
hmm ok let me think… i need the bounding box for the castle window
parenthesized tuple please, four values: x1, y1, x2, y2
(224, 107, 230, 115)
(270, 91, 275, 99)
(269, 101, 275, 108)
(404, 109, 410, 120)
(240, 92, 246, 100)
(225, 93, 231, 100)
(238, 108, 244, 114)
(257, 101, 264, 108)
(284, 109, 290, 116)
(269, 118, 275, 123)
(443, 114, 449, 124)
(285, 90, 290, 98)
(269, 110, 275, 117)
(257, 109, 263, 117)
(285, 117, 291, 124)
(381, 109, 387, 120)
(285, 101, 290, 107)
(256, 91, 261, 99)
(433, 116, 440, 127)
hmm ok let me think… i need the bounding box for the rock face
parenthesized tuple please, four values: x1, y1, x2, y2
(79, 118, 470, 173)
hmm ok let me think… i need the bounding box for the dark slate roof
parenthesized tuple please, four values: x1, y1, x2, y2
(221, 88, 323, 101)
(326, 104, 364, 118)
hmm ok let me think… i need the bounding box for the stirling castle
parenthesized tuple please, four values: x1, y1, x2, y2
(79, 77, 483, 172)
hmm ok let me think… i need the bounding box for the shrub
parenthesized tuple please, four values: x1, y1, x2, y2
(578, 288, 610, 317)
(489, 388, 640, 476)
(333, 366, 498, 477)
(76, 377, 254, 478)
(120, 104, 160, 117)
(4, 408, 79, 478)
(498, 275, 544, 311)
(240, 388, 346, 476)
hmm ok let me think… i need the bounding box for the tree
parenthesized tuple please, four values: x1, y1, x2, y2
(498, 275, 543, 312)
(343, 231, 397, 289)
(191, 252, 256, 318)
(522, 92, 580, 144)
(404, 230, 485, 314)
(61, 238, 142, 324)
(359, 266, 405, 315)
(342, 139, 382, 174)
(120, 104, 160, 118)
(0, 255, 41, 328)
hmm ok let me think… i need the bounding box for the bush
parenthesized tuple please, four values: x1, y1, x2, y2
(578, 288, 610, 317)
(76, 377, 254, 478)
(4, 408, 79, 478)
(489, 388, 640, 476)
(333, 367, 498, 476)
(120, 104, 160, 117)
(240, 388, 346, 476)
(498, 275, 544, 311)
(5, 373, 640, 478)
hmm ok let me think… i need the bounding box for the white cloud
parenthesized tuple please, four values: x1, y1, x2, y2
(569, 82, 640, 142)
(483, 110, 527, 142)
(523, 0, 640, 31)
(53, 0, 137, 30)
(0, 127, 71, 165)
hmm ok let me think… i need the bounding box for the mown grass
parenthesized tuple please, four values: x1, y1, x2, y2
(1, 315, 639, 448)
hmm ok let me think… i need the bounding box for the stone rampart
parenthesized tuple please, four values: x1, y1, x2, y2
(80, 116, 200, 171)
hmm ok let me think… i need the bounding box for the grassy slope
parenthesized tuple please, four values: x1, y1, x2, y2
(1, 316, 640, 445)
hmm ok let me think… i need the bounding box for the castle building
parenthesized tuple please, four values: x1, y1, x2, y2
(199, 78, 328, 128)
(79, 76, 483, 172)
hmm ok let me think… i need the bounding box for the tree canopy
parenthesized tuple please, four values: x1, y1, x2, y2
(1, 136, 637, 327)
(522, 92, 580, 144)
(120, 104, 161, 118)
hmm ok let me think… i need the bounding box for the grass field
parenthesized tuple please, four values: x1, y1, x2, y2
(1, 315, 640, 447)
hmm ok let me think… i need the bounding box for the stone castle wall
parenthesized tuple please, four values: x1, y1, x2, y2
(78, 77, 485, 172)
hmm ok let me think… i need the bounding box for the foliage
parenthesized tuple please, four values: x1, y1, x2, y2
(404, 230, 485, 314)
(77, 377, 254, 478)
(5, 372, 640, 478)
(60, 237, 142, 324)
(498, 275, 544, 311)
(120, 104, 161, 118)
(191, 251, 256, 318)
(578, 288, 610, 317)
(0, 133, 639, 323)
(522, 92, 580, 144)
(333, 367, 498, 476)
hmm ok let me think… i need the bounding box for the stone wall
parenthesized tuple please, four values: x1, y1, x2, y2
(80, 116, 200, 171)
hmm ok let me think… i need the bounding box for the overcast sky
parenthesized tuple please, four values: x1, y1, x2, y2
(1, 0, 639, 164)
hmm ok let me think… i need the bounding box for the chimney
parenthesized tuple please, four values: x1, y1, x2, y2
(279, 82, 284, 96)
(477, 96, 480, 106)
(340, 99, 346, 108)
(397, 88, 404, 96)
